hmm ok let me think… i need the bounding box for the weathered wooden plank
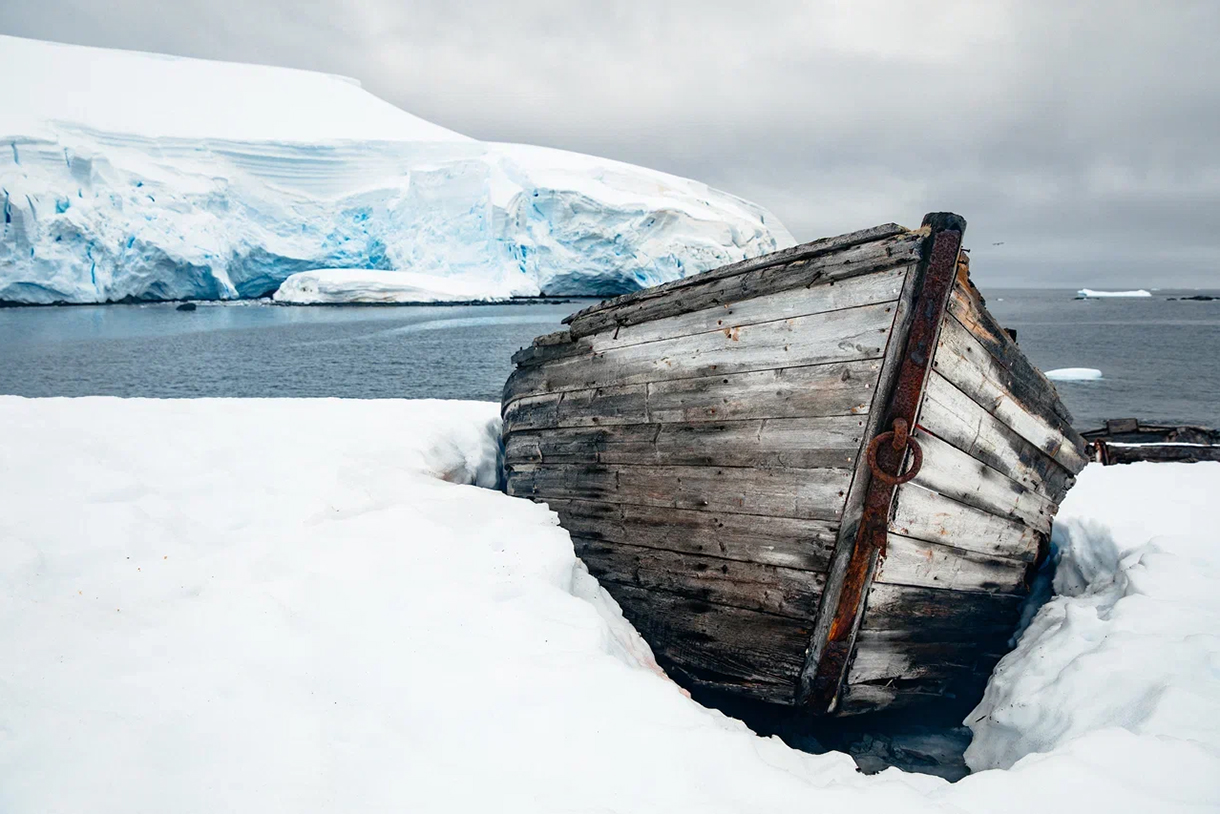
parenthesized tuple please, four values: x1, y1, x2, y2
(889, 484, 1042, 562)
(797, 249, 925, 705)
(603, 581, 806, 702)
(511, 329, 586, 367)
(504, 416, 863, 470)
(565, 225, 916, 335)
(846, 636, 1005, 684)
(502, 385, 649, 430)
(934, 315, 1089, 474)
(835, 684, 951, 715)
(908, 429, 1057, 535)
(919, 372, 1077, 502)
(589, 265, 908, 354)
(506, 463, 851, 521)
(1081, 420, 1220, 446)
(798, 214, 968, 713)
(545, 499, 838, 572)
(847, 624, 1016, 651)
(573, 538, 825, 619)
(565, 238, 920, 341)
(836, 668, 999, 716)
(875, 533, 1030, 594)
(505, 300, 898, 403)
(1097, 442, 1220, 465)
(860, 583, 1025, 641)
(503, 360, 882, 431)
(645, 360, 880, 423)
(947, 281, 1075, 424)
(512, 268, 899, 370)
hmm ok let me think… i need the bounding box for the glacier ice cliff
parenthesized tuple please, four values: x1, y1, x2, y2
(0, 35, 793, 304)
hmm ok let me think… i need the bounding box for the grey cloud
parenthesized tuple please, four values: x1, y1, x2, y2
(4, 0, 1218, 286)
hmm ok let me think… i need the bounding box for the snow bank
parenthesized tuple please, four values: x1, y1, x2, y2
(963, 463, 1220, 790)
(272, 268, 511, 304)
(0, 35, 792, 304)
(1077, 289, 1152, 298)
(1044, 367, 1103, 381)
(2, 397, 1216, 813)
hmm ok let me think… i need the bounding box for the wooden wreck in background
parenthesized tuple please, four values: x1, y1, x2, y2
(501, 213, 1089, 716)
(1084, 419, 1220, 465)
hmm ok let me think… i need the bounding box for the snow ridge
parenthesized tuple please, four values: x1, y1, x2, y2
(1, 399, 1217, 812)
(964, 463, 1220, 797)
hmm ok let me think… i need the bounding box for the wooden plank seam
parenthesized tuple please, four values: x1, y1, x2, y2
(800, 212, 967, 712)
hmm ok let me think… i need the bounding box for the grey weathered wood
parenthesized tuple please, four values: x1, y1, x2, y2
(798, 253, 925, 702)
(573, 538, 825, 619)
(835, 684, 950, 715)
(511, 335, 592, 368)
(1081, 420, 1220, 446)
(934, 315, 1088, 474)
(836, 667, 1001, 715)
(565, 225, 916, 335)
(567, 238, 916, 341)
(503, 385, 649, 430)
(500, 214, 1086, 718)
(841, 630, 1007, 715)
(505, 299, 898, 403)
(909, 429, 1057, 535)
(1080, 420, 1220, 465)
(918, 372, 1077, 502)
(846, 636, 1005, 683)
(1098, 443, 1220, 465)
(860, 583, 1025, 641)
(513, 265, 905, 369)
(645, 360, 881, 424)
(504, 416, 864, 470)
(604, 581, 807, 702)
(947, 281, 1076, 425)
(875, 533, 1030, 594)
(503, 360, 883, 430)
(589, 266, 908, 354)
(545, 499, 838, 572)
(506, 463, 851, 521)
(889, 484, 1042, 562)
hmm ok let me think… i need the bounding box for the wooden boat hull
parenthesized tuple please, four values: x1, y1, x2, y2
(501, 213, 1088, 716)
(1084, 419, 1220, 465)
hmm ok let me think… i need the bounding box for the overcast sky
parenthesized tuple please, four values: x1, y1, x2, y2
(5, 0, 1218, 286)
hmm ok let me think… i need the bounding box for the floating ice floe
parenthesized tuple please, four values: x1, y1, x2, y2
(0, 35, 792, 304)
(1045, 367, 1103, 381)
(272, 269, 511, 304)
(1076, 288, 1152, 298)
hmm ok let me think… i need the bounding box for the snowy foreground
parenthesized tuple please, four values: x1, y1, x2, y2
(1, 397, 1217, 813)
(0, 36, 791, 304)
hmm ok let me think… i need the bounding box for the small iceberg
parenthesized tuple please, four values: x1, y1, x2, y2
(1045, 367, 1102, 382)
(1076, 288, 1152, 298)
(272, 269, 515, 305)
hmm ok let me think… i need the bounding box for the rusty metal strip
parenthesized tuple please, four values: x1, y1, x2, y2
(804, 212, 966, 713)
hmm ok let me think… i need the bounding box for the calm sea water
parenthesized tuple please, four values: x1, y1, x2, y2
(1, 290, 1217, 429)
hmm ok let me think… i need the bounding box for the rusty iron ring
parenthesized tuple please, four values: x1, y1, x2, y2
(866, 418, 923, 486)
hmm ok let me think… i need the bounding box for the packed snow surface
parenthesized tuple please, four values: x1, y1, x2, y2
(966, 462, 1220, 791)
(2, 397, 1217, 813)
(1077, 289, 1153, 298)
(0, 35, 792, 304)
(272, 269, 510, 304)
(1045, 367, 1103, 381)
